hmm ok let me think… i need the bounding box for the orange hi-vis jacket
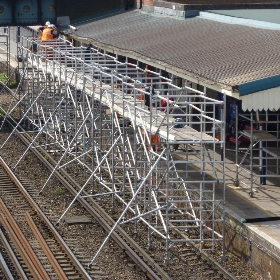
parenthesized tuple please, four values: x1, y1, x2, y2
(41, 27, 53, 40)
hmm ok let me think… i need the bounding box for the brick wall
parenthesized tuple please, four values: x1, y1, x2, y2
(144, 0, 154, 6)
(136, 0, 154, 6)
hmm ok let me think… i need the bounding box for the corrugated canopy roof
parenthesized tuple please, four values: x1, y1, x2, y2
(62, 10, 280, 110)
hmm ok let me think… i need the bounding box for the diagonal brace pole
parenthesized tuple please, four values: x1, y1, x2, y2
(56, 135, 122, 225)
(0, 87, 47, 149)
(12, 97, 66, 170)
(89, 148, 166, 267)
(38, 107, 94, 194)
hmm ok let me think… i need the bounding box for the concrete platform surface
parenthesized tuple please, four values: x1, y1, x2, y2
(211, 148, 280, 247)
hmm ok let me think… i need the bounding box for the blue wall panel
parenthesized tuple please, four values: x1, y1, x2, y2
(0, 0, 57, 26)
(0, 1, 12, 25)
(40, 0, 57, 25)
(15, 0, 39, 25)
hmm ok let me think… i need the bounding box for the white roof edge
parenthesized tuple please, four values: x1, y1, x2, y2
(199, 11, 280, 30)
(241, 86, 280, 112)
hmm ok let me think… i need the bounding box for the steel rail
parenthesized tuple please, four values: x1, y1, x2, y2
(0, 228, 28, 279)
(25, 212, 68, 280)
(0, 252, 13, 280)
(0, 241, 14, 280)
(0, 202, 49, 279)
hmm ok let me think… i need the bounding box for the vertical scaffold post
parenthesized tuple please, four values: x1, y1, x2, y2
(235, 105, 239, 186)
(259, 119, 266, 185)
(249, 112, 254, 197)
(220, 94, 226, 161)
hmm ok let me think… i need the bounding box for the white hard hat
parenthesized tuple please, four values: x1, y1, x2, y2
(49, 24, 55, 28)
(45, 21, 51, 26)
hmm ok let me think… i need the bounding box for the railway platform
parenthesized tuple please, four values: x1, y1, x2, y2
(176, 145, 280, 278)
(218, 148, 280, 232)
(174, 142, 280, 277)
(223, 149, 280, 279)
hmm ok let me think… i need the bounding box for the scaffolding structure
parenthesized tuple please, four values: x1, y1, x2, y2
(234, 110, 280, 197)
(1, 36, 226, 263)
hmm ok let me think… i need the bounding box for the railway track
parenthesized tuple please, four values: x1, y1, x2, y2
(0, 156, 92, 279)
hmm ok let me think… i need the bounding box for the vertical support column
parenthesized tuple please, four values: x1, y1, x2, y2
(111, 70, 116, 213)
(187, 81, 193, 128)
(220, 94, 226, 161)
(91, 87, 95, 194)
(235, 105, 239, 186)
(259, 121, 266, 185)
(199, 86, 207, 251)
(82, 75, 87, 179)
(74, 71, 79, 175)
(7, 27, 11, 80)
(220, 94, 226, 262)
(249, 112, 254, 197)
(165, 160, 170, 264)
(17, 26, 20, 43)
